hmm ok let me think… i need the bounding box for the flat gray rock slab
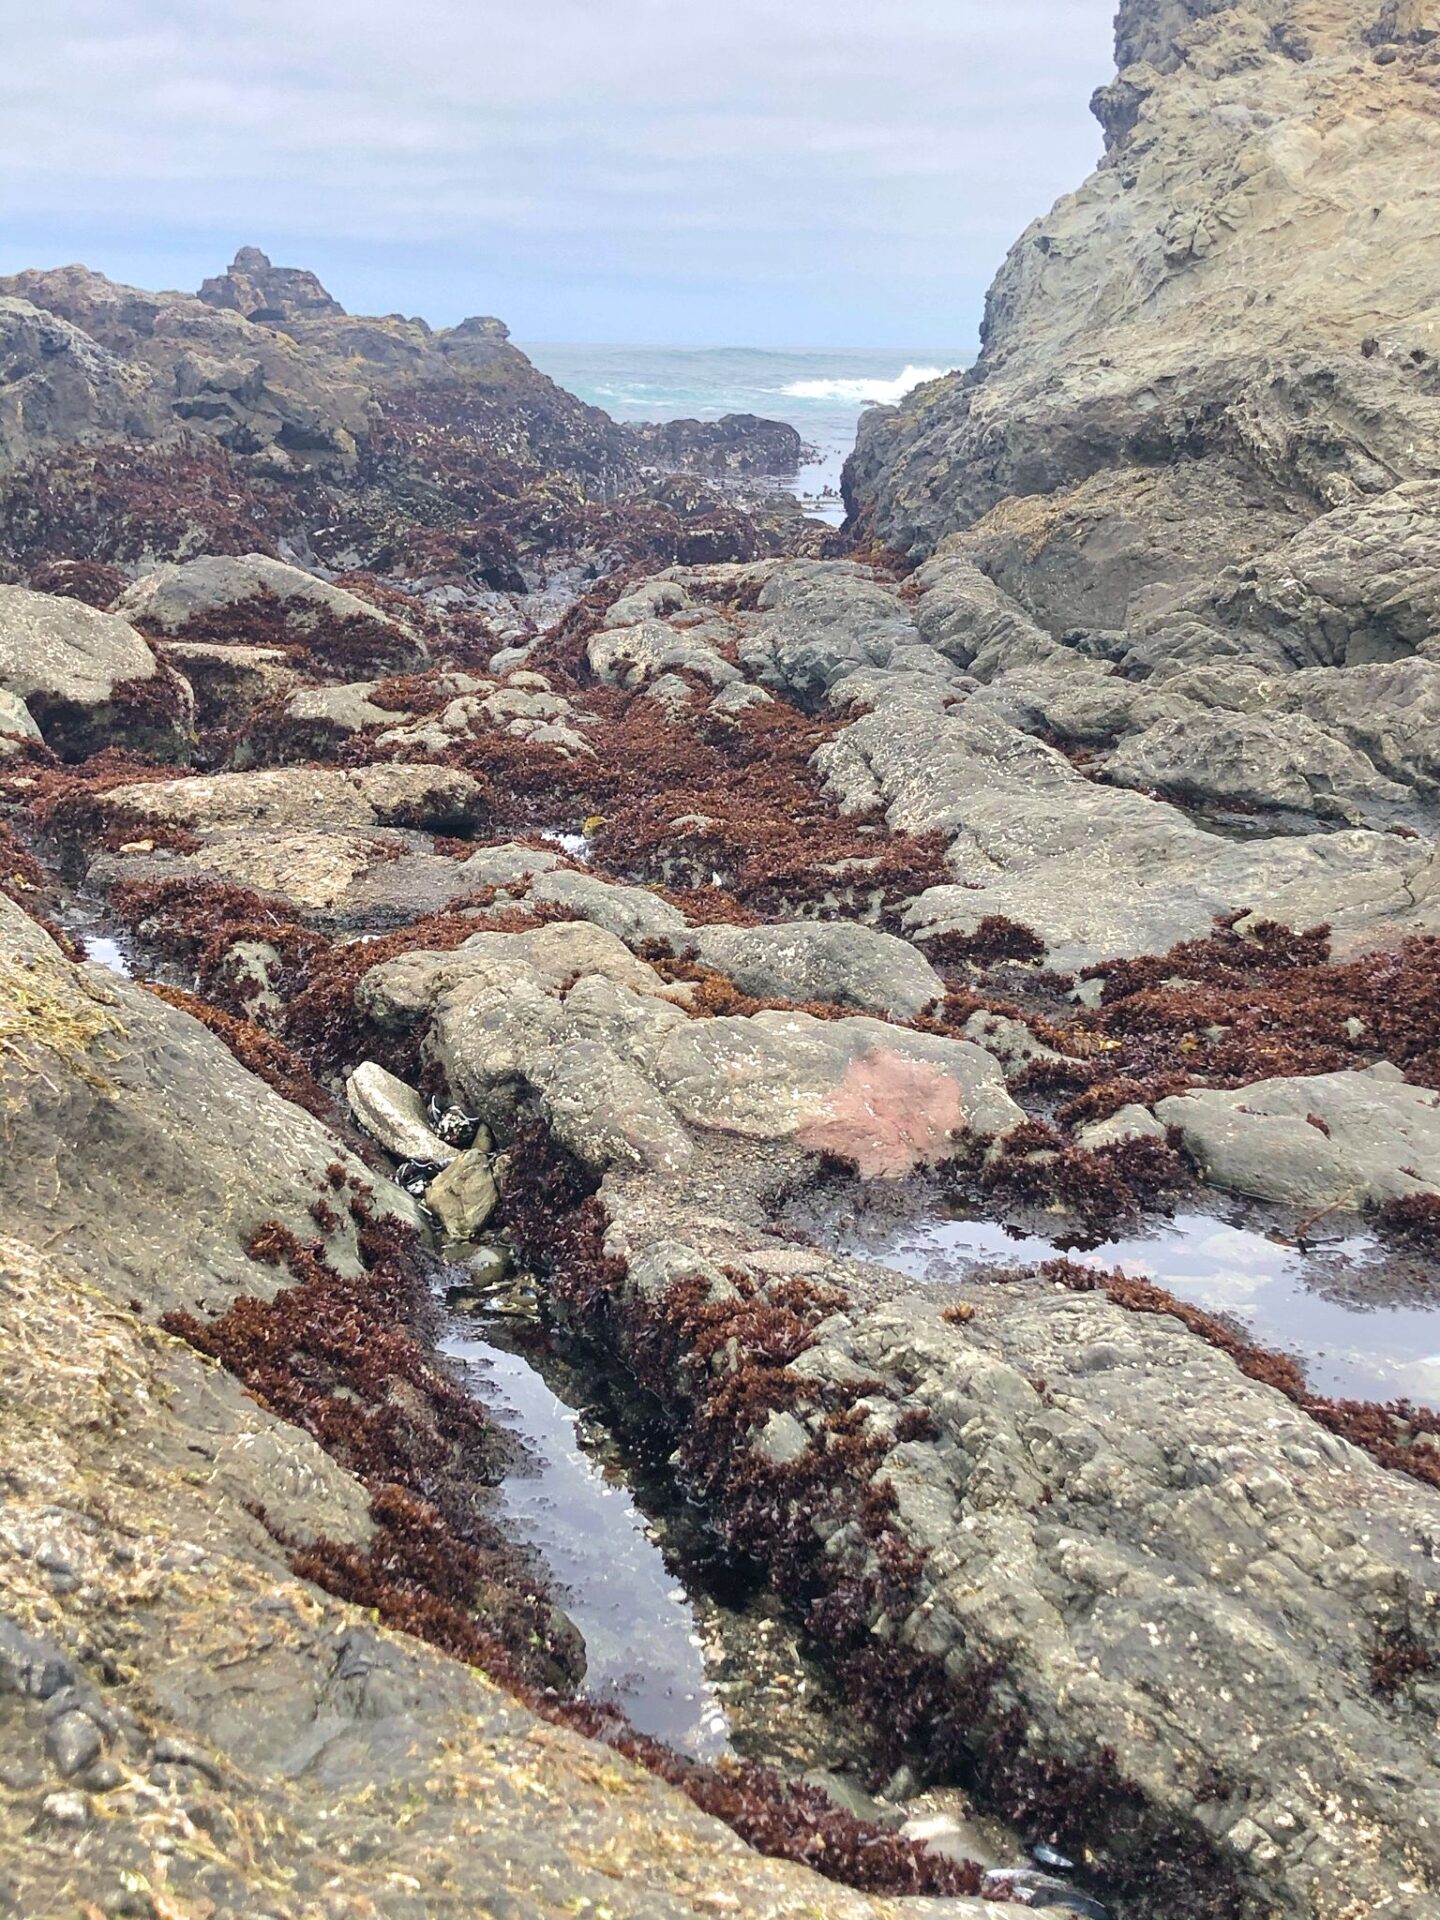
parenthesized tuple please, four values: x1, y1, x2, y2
(1158, 1063, 1440, 1209)
(99, 764, 487, 835)
(691, 920, 945, 1020)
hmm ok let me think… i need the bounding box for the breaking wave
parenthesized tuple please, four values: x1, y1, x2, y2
(781, 364, 947, 405)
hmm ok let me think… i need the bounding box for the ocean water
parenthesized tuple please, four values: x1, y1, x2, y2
(521, 342, 970, 523)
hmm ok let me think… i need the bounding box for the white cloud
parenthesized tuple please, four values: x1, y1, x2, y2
(0, 0, 1118, 342)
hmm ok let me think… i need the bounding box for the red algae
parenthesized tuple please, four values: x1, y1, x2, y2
(1081, 916, 1440, 1096)
(497, 1117, 1250, 1919)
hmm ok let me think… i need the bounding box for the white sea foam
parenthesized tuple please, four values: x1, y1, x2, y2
(780, 363, 947, 406)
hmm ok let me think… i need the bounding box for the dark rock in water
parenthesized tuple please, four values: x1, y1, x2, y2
(632, 412, 807, 479)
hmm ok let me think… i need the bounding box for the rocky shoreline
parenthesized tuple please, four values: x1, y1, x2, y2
(5, 4, 1440, 1917)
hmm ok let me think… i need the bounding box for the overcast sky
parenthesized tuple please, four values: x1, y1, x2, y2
(1, 1, 1118, 348)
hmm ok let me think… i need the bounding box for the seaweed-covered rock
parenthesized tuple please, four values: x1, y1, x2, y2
(116, 553, 426, 672)
(630, 412, 806, 478)
(0, 263, 374, 471)
(0, 894, 413, 1316)
(90, 828, 508, 927)
(575, 1135, 1440, 1920)
(96, 764, 487, 836)
(0, 583, 194, 760)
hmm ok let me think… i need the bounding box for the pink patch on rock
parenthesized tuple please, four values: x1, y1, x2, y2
(796, 1047, 968, 1179)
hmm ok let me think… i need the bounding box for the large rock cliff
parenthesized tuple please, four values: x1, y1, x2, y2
(846, 0, 1440, 632)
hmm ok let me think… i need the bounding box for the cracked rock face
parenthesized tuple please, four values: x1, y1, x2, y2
(590, 1134, 1440, 1920)
(0, 1229, 1001, 1920)
(0, 296, 163, 471)
(847, 2, 1440, 602)
(359, 919, 1023, 1179)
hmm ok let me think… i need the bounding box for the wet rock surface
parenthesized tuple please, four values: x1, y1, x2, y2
(4, 8, 1440, 1913)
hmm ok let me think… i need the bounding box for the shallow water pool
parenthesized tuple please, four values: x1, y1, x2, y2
(81, 934, 133, 976)
(850, 1210, 1440, 1410)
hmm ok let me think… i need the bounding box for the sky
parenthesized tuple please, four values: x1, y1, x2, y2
(0, 1, 1118, 350)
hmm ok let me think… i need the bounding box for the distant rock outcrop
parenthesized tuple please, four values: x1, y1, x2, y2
(0, 296, 161, 470)
(846, 0, 1440, 636)
(198, 243, 346, 322)
(0, 251, 819, 585)
(0, 250, 640, 482)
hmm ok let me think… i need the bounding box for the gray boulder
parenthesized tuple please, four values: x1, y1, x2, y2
(1075, 1104, 1167, 1152)
(0, 584, 194, 761)
(1200, 481, 1440, 671)
(845, 5, 1440, 634)
(589, 618, 740, 692)
(0, 895, 414, 1317)
(690, 920, 945, 1020)
(1157, 1063, 1440, 1210)
(912, 555, 1069, 681)
(650, 1011, 1022, 1177)
(737, 562, 919, 702)
(424, 1150, 499, 1239)
(0, 689, 42, 753)
(815, 666, 1440, 969)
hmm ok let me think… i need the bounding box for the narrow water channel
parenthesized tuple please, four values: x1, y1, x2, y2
(438, 1314, 730, 1758)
